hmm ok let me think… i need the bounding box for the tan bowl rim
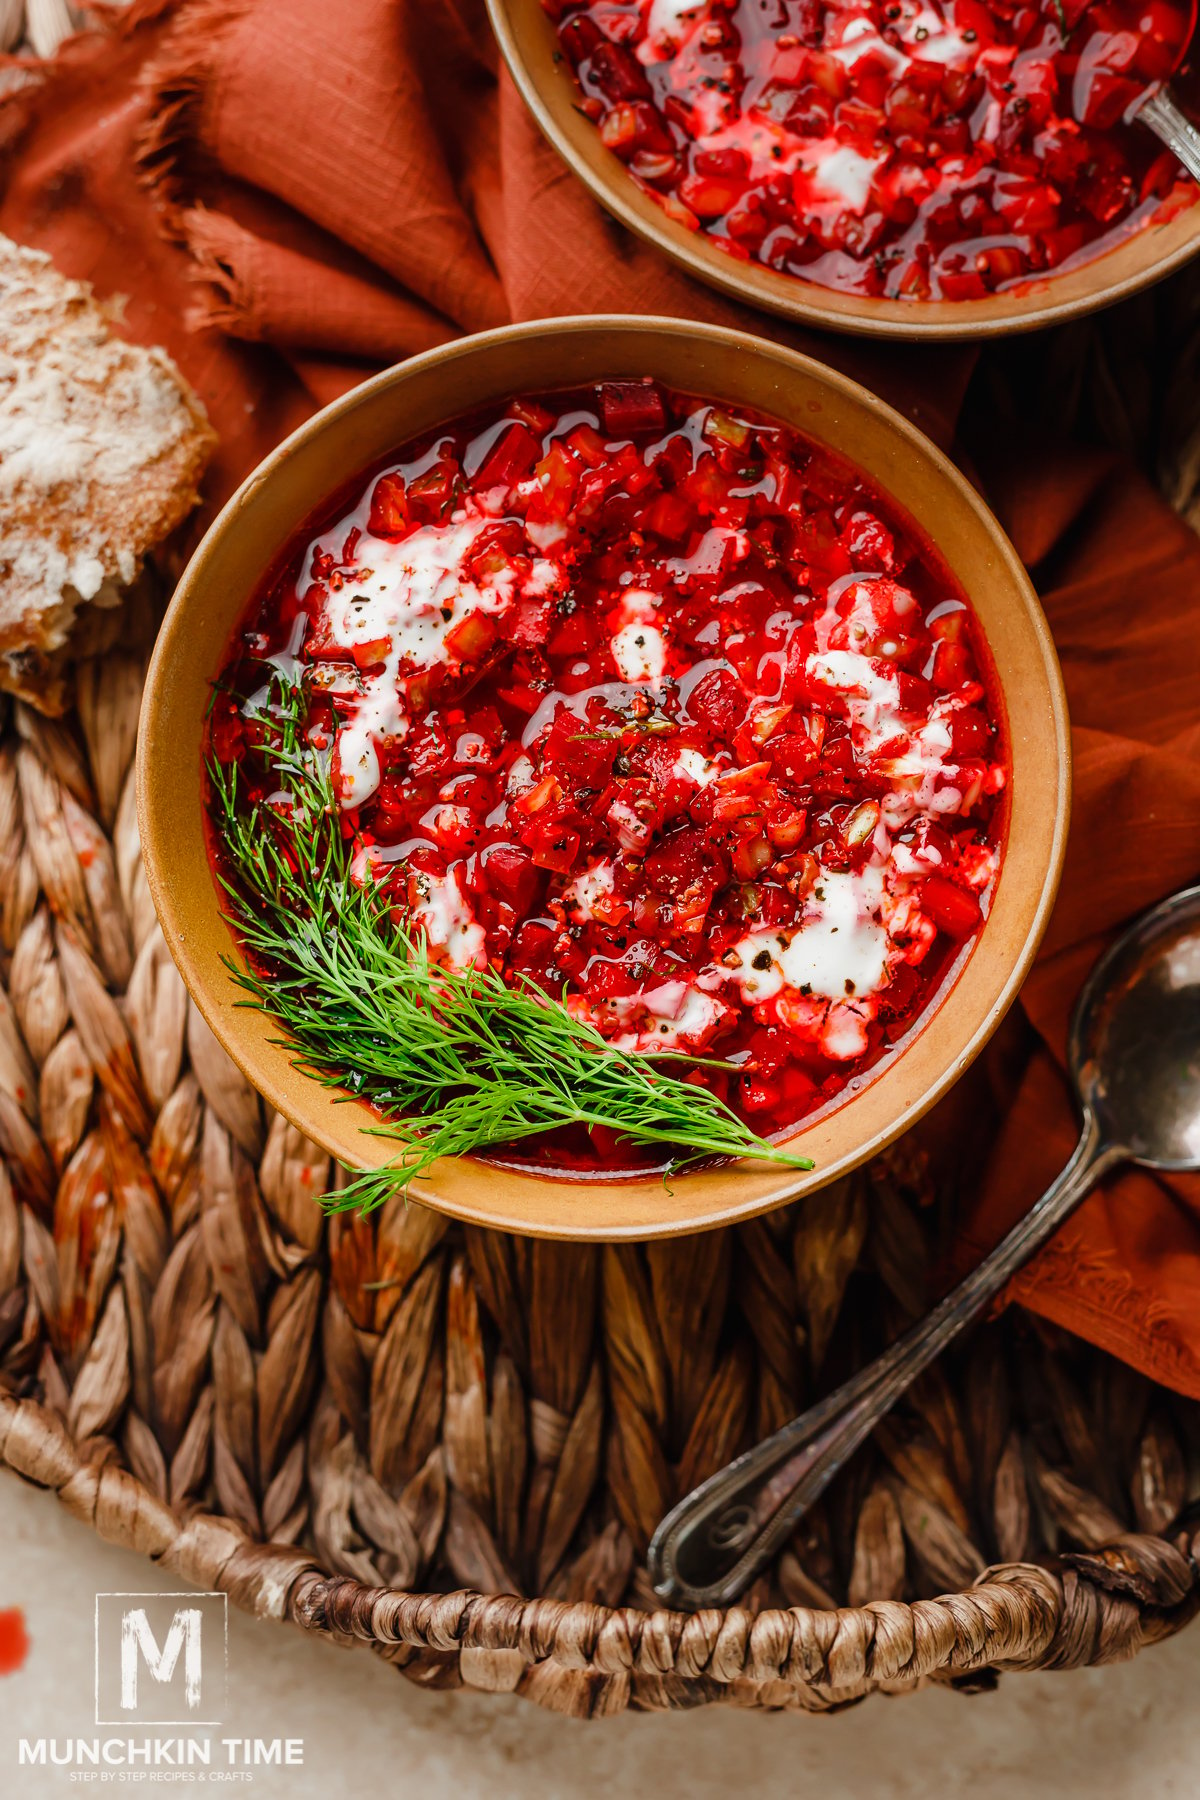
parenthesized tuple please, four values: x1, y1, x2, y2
(486, 0, 1200, 342)
(138, 313, 1070, 1240)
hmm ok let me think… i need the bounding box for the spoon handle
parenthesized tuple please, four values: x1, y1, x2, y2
(1138, 88, 1200, 184)
(649, 1114, 1122, 1610)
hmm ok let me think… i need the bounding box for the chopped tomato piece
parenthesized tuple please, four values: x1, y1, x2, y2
(368, 473, 409, 537)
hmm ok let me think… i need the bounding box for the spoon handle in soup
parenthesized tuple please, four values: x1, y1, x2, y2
(1138, 89, 1200, 184)
(648, 1115, 1123, 1610)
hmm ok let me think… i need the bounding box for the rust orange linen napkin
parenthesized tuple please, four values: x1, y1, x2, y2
(3, 0, 1199, 1393)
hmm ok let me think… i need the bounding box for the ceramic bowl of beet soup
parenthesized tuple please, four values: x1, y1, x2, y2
(488, 0, 1200, 338)
(138, 317, 1069, 1240)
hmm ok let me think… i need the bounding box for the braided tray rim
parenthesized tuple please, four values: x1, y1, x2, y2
(4, 1388, 1199, 1715)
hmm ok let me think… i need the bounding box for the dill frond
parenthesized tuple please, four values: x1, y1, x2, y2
(208, 674, 813, 1213)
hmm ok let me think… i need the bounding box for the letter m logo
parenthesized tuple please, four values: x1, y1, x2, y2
(120, 1607, 202, 1711)
(95, 1593, 227, 1725)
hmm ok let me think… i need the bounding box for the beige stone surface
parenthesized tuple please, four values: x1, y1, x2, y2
(0, 1469, 1197, 1797)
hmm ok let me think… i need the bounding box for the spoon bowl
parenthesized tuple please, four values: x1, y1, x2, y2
(1073, 883, 1200, 1170)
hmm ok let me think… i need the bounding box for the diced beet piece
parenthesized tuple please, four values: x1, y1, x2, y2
(303, 613, 354, 661)
(558, 14, 603, 65)
(586, 41, 652, 103)
(678, 172, 746, 218)
(922, 876, 983, 940)
(209, 697, 244, 763)
(547, 611, 595, 657)
(480, 842, 542, 913)
(464, 520, 525, 582)
(895, 672, 934, 714)
(585, 957, 638, 1000)
(524, 817, 583, 874)
(688, 668, 749, 738)
(406, 720, 451, 777)
(642, 490, 693, 543)
(769, 733, 816, 784)
(600, 100, 673, 156)
(535, 439, 582, 510)
(877, 962, 920, 1022)
(948, 706, 991, 757)
(739, 1072, 782, 1113)
(407, 461, 460, 523)
(474, 422, 542, 492)
(599, 380, 667, 437)
(510, 597, 554, 647)
(643, 827, 720, 898)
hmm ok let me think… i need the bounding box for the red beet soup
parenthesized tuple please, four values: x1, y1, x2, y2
(208, 382, 1007, 1170)
(545, 0, 1195, 300)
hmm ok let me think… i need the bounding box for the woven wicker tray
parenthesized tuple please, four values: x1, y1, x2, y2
(4, 289, 1200, 1716)
(0, 651, 1197, 1716)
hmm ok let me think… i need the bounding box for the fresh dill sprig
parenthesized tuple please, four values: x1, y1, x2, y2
(207, 674, 813, 1212)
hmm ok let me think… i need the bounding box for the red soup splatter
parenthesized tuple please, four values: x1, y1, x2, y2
(545, 0, 1195, 300)
(209, 383, 1007, 1168)
(0, 1607, 30, 1676)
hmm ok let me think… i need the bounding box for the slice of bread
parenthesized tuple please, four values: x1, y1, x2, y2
(0, 236, 217, 714)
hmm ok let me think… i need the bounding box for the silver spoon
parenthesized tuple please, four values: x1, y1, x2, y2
(649, 883, 1200, 1610)
(1056, 1, 1200, 181)
(1137, 88, 1200, 182)
(1099, 1, 1200, 182)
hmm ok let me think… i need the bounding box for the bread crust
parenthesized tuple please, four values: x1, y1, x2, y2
(0, 236, 217, 713)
